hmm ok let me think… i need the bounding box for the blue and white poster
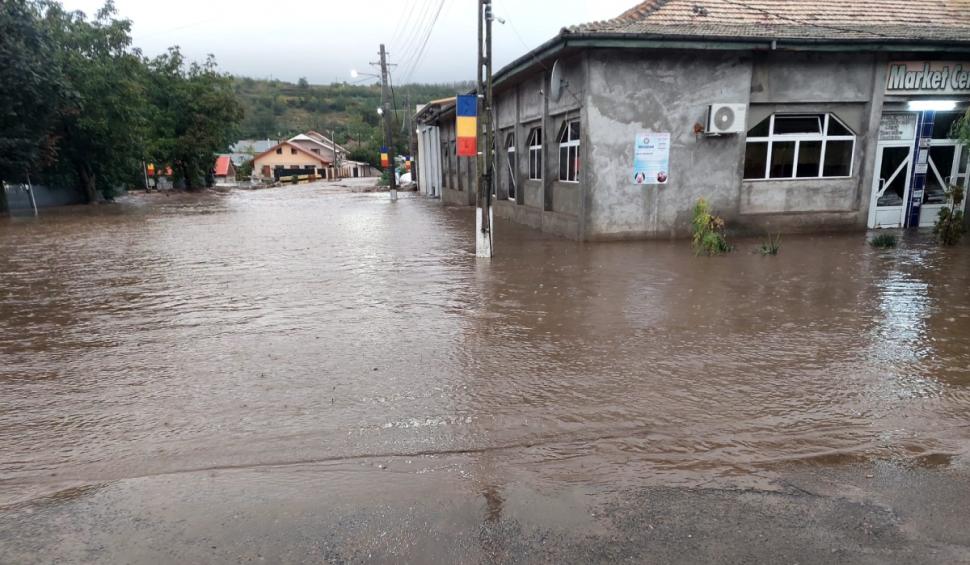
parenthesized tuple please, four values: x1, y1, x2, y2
(632, 132, 670, 185)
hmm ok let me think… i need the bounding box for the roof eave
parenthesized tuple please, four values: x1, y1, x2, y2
(493, 30, 970, 89)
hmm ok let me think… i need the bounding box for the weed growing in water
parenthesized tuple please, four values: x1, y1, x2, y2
(691, 198, 732, 256)
(869, 233, 898, 248)
(759, 233, 781, 256)
(933, 185, 966, 246)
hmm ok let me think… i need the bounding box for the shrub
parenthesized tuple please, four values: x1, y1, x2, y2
(759, 233, 781, 256)
(691, 198, 732, 256)
(869, 233, 898, 248)
(933, 185, 966, 246)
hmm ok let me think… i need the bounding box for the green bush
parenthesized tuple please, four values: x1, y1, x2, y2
(759, 233, 781, 256)
(869, 233, 898, 248)
(377, 169, 391, 187)
(691, 198, 732, 256)
(933, 185, 966, 246)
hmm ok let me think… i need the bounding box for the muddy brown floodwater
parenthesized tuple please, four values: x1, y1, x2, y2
(1, 184, 970, 562)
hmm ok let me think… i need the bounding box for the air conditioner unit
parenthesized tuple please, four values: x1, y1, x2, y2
(706, 103, 747, 135)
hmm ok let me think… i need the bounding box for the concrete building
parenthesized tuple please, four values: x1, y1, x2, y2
(415, 0, 970, 240)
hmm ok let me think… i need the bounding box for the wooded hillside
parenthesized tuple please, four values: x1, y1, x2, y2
(233, 77, 472, 163)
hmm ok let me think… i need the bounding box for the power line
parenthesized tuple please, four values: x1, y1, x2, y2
(399, 0, 449, 84)
(394, 0, 438, 67)
(389, 0, 424, 47)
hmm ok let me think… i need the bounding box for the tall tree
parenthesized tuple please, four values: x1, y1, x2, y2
(42, 1, 148, 202)
(0, 0, 65, 212)
(145, 48, 243, 189)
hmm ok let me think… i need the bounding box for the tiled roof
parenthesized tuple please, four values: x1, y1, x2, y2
(214, 155, 232, 176)
(567, 0, 970, 43)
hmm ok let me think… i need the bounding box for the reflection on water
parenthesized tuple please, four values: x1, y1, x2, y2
(1, 187, 969, 505)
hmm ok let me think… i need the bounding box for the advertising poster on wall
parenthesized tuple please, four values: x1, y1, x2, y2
(632, 132, 670, 185)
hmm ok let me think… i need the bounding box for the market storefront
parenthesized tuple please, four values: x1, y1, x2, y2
(869, 62, 970, 229)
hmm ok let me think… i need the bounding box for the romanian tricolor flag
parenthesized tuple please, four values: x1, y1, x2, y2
(380, 146, 389, 168)
(456, 95, 478, 157)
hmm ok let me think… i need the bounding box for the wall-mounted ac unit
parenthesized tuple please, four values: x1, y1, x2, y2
(706, 104, 747, 135)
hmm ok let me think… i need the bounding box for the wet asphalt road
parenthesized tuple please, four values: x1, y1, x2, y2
(1, 181, 969, 563)
(1, 458, 969, 563)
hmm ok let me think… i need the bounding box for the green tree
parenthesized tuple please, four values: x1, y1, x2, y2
(145, 47, 243, 189)
(0, 0, 66, 211)
(41, 0, 149, 202)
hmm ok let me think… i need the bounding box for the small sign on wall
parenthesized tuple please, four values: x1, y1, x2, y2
(632, 132, 670, 185)
(878, 114, 917, 141)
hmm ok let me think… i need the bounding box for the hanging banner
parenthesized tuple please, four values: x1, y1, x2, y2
(380, 146, 389, 168)
(632, 132, 670, 185)
(456, 94, 478, 157)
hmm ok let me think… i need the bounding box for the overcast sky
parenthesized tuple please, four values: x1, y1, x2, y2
(58, 0, 634, 84)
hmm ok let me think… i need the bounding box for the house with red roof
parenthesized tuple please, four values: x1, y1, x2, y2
(213, 155, 236, 186)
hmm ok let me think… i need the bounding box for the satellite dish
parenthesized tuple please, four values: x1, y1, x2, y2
(550, 60, 564, 102)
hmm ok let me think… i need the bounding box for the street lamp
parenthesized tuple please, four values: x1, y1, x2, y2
(350, 69, 380, 80)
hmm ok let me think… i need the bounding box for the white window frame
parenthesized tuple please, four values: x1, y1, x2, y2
(506, 132, 517, 201)
(558, 119, 581, 183)
(744, 113, 856, 181)
(527, 127, 542, 181)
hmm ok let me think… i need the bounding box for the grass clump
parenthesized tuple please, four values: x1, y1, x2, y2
(869, 233, 898, 248)
(691, 198, 732, 256)
(933, 185, 966, 246)
(759, 233, 781, 256)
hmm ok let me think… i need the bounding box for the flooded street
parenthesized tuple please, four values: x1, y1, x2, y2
(2, 184, 970, 563)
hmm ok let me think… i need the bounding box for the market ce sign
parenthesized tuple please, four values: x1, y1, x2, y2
(886, 61, 970, 95)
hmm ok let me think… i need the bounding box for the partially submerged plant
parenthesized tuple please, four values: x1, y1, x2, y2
(869, 233, 898, 249)
(691, 198, 732, 256)
(933, 184, 966, 246)
(759, 233, 781, 256)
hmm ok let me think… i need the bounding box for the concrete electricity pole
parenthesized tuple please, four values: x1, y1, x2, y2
(475, 0, 495, 258)
(330, 129, 341, 180)
(407, 93, 418, 186)
(378, 44, 398, 201)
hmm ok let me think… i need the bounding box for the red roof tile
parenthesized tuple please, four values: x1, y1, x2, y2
(568, 0, 970, 43)
(214, 155, 232, 176)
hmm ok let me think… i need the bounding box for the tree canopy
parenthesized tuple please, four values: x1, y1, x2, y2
(0, 0, 242, 204)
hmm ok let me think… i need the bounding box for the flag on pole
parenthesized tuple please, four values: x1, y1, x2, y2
(456, 95, 478, 157)
(380, 146, 389, 168)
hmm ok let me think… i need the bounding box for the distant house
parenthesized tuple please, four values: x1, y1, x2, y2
(252, 141, 332, 181)
(213, 155, 236, 185)
(292, 131, 380, 178)
(229, 139, 277, 167)
(289, 132, 347, 163)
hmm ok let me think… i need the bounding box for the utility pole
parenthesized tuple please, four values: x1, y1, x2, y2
(378, 44, 398, 201)
(407, 93, 418, 187)
(330, 129, 340, 180)
(475, 0, 495, 258)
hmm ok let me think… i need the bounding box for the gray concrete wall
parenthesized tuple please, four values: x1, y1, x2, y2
(750, 53, 876, 104)
(585, 50, 882, 239)
(743, 52, 881, 230)
(438, 117, 476, 207)
(585, 50, 753, 239)
(4, 184, 85, 210)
